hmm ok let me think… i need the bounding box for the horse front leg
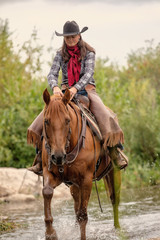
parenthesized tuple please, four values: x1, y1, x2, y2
(43, 167, 59, 240)
(104, 167, 121, 228)
(78, 177, 92, 240)
(70, 185, 81, 225)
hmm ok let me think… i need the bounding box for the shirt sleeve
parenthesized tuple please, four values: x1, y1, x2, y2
(74, 51, 95, 91)
(47, 51, 62, 90)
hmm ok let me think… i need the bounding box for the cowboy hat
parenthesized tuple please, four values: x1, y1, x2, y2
(55, 21, 88, 37)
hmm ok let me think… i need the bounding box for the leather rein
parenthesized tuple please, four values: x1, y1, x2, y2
(43, 101, 87, 173)
(66, 102, 87, 164)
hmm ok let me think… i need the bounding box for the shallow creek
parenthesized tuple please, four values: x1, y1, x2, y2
(0, 186, 160, 240)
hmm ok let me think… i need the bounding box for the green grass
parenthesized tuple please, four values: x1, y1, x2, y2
(92, 159, 160, 191)
(0, 217, 27, 234)
(0, 218, 18, 233)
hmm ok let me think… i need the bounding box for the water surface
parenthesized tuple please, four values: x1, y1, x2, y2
(0, 186, 160, 240)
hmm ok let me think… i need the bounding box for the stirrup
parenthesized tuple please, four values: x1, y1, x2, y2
(117, 147, 128, 170)
(109, 146, 128, 170)
(117, 148, 128, 164)
(28, 162, 43, 176)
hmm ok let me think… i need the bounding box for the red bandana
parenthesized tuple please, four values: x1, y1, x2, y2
(67, 45, 81, 87)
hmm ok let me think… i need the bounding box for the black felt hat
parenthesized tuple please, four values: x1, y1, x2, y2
(55, 21, 88, 36)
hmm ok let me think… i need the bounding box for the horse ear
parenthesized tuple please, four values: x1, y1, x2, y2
(62, 88, 70, 105)
(43, 88, 50, 105)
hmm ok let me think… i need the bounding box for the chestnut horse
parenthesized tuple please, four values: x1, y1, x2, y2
(42, 88, 121, 240)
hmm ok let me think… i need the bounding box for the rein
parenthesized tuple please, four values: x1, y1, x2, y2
(43, 101, 87, 172)
(65, 102, 86, 164)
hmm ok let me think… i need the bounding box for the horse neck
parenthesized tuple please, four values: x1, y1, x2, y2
(68, 103, 82, 150)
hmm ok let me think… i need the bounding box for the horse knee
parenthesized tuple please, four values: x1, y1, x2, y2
(77, 210, 88, 223)
(42, 186, 53, 199)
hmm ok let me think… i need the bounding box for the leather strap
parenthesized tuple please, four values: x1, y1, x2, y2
(66, 103, 87, 164)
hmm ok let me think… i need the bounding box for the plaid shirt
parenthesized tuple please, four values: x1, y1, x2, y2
(47, 50, 96, 91)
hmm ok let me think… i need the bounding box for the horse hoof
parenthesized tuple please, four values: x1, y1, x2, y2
(45, 233, 58, 240)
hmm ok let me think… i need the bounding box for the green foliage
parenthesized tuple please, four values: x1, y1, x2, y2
(0, 216, 27, 233)
(0, 19, 159, 187)
(0, 218, 17, 233)
(0, 19, 47, 168)
(122, 160, 160, 188)
(94, 40, 160, 187)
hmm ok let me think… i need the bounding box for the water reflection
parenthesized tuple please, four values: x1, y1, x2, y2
(0, 186, 160, 240)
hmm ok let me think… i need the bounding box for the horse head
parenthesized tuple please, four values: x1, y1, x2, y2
(43, 88, 71, 167)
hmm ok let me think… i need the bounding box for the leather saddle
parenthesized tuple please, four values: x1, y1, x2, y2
(74, 94, 102, 142)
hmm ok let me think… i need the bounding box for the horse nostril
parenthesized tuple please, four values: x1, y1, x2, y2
(56, 156, 63, 165)
(51, 153, 66, 165)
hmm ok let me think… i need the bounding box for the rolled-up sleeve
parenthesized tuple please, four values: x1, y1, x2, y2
(74, 51, 95, 91)
(47, 51, 62, 90)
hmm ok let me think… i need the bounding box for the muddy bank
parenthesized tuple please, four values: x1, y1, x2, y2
(0, 167, 71, 203)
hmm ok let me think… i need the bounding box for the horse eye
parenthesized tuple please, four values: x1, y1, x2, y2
(45, 119, 49, 125)
(65, 119, 70, 125)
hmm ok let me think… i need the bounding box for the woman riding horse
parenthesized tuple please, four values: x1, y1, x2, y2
(27, 20, 128, 174)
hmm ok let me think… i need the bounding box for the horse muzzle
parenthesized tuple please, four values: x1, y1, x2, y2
(51, 153, 66, 166)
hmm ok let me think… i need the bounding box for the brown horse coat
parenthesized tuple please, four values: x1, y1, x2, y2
(40, 89, 121, 240)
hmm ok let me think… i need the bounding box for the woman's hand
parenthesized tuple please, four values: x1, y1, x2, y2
(69, 87, 77, 100)
(53, 86, 63, 96)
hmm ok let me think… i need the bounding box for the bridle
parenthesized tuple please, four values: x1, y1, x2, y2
(43, 101, 87, 173)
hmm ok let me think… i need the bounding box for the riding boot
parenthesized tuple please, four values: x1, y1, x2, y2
(27, 110, 44, 176)
(28, 149, 43, 176)
(108, 146, 128, 170)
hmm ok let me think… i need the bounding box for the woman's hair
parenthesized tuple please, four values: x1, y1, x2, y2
(61, 35, 95, 62)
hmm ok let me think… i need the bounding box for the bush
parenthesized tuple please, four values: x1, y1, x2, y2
(0, 19, 47, 167)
